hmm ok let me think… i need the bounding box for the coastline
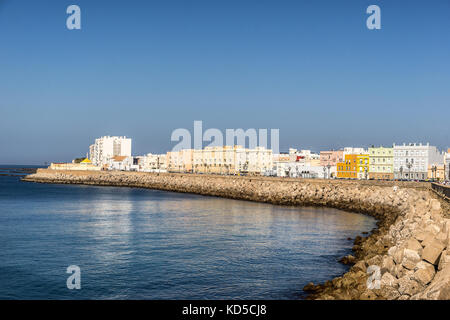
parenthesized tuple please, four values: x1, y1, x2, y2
(23, 169, 450, 300)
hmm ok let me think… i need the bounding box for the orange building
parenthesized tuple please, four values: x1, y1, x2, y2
(337, 154, 358, 179)
(337, 154, 369, 179)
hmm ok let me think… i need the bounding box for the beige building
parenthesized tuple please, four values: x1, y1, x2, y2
(190, 146, 272, 175)
(369, 146, 394, 180)
(50, 158, 101, 171)
(428, 164, 445, 182)
(166, 149, 194, 173)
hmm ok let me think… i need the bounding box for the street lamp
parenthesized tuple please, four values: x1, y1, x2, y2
(406, 161, 412, 181)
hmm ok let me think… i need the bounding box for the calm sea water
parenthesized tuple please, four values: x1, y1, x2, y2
(0, 166, 376, 300)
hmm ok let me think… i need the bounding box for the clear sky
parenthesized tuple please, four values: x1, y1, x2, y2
(0, 0, 449, 164)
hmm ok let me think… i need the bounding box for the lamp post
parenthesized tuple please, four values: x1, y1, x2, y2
(406, 162, 412, 181)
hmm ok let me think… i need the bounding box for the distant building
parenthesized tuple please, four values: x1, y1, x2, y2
(343, 147, 367, 156)
(50, 158, 101, 171)
(319, 150, 344, 167)
(167, 149, 194, 173)
(141, 153, 167, 172)
(393, 143, 443, 180)
(369, 146, 394, 180)
(337, 154, 369, 179)
(445, 149, 450, 181)
(90, 136, 132, 168)
(427, 164, 445, 182)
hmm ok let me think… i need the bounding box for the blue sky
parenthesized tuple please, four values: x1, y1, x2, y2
(0, 0, 449, 164)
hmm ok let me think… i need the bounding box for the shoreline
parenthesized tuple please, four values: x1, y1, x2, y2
(23, 169, 450, 300)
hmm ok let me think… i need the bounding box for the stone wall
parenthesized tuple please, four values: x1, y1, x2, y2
(23, 169, 450, 300)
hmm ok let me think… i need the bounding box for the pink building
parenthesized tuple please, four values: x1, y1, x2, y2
(320, 150, 344, 167)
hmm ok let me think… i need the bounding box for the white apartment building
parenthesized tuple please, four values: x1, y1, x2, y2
(343, 147, 367, 156)
(288, 148, 320, 162)
(141, 153, 167, 173)
(89, 136, 132, 167)
(275, 162, 328, 179)
(445, 149, 450, 181)
(393, 143, 443, 180)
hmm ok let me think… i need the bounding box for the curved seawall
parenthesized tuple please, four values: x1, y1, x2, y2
(23, 169, 450, 300)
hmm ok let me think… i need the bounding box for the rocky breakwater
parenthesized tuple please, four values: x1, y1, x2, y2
(23, 169, 450, 300)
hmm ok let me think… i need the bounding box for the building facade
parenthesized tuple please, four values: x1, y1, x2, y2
(393, 143, 443, 180)
(368, 146, 394, 180)
(445, 149, 450, 182)
(90, 136, 132, 168)
(337, 153, 369, 179)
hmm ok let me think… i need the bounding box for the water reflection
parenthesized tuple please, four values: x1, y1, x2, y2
(0, 179, 376, 299)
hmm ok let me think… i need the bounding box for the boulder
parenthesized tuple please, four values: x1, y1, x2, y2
(422, 240, 446, 265)
(402, 249, 421, 270)
(381, 255, 395, 275)
(405, 238, 423, 255)
(413, 265, 450, 299)
(413, 261, 436, 285)
(380, 272, 397, 288)
(339, 255, 356, 265)
(397, 276, 424, 296)
(351, 260, 367, 273)
(393, 247, 405, 265)
(438, 250, 450, 271)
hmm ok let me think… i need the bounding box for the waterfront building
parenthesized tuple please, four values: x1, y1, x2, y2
(427, 164, 445, 182)
(336, 153, 369, 179)
(393, 143, 443, 180)
(343, 147, 367, 156)
(288, 148, 320, 163)
(50, 158, 101, 171)
(166, 149, 194, 173)
(320, 150, 344, 167)
(275, 162, 328, 178)
(368, 146, 394, 180)
(141, 153, 167, 172)
(90, 136, 132, 168)
(445, 149, 450, 181)
(188, 146, 272, 175)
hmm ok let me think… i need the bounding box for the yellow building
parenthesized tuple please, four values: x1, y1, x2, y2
(337, 154, 369, 179)
(356, 154, 370, 179)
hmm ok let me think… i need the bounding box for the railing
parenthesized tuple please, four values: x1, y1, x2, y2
(431, 182, 450, 201)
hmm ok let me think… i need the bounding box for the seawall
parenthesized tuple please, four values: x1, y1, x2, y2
(23, 169, 450, 300)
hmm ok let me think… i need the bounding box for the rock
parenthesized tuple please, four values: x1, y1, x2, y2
(303, 282, 317, 292)
(414, 231, 427, 242)
(339, 255, 356, 265)
(397, 276, 424, 296)
(360, 290, 377, 300)
(367, 255, 382, 268)
(413, 265, 450, 299)
(380, 286, 400, 300)
(422, 232, 438, 248)
(393, 247, 405, 265)
(405, 238, 423, 255)
(381, 255, 395, 275)
(380, 272, 397, 288)
(430, 199, 441, 211)
(402, 249, 421, 270)
(422, 240, 446, 265)
(351, 260, 367, 273)
(413, 261, 436, 285)
(438, 250, 450, 271)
